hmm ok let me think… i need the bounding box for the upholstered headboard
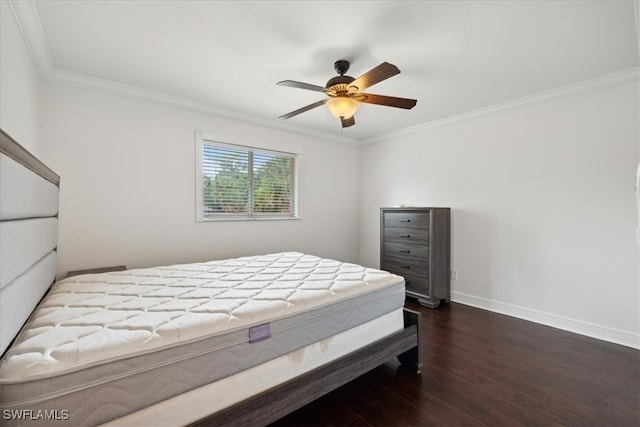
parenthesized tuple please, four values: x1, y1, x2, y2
(0, 129, 60, 355)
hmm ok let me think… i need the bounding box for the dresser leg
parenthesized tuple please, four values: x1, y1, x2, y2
(417, 297, 440, 308)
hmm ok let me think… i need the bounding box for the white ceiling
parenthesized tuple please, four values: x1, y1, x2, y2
(13, 0, 640, 142)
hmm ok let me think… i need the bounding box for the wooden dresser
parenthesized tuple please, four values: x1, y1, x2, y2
(380, 207, 451, 308)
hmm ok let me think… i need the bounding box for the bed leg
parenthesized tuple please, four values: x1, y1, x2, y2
(398, 308, 421, 374)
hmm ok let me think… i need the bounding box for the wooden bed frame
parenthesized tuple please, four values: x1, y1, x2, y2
(0, 128, 421, 426)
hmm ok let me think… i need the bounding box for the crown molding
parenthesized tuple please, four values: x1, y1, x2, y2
(362, 66, 640, 145)
(11, 0, 639, 147)
(9, 1, 358, 146)
(7, 0, 54, 77)
(44, 68, 359, 145)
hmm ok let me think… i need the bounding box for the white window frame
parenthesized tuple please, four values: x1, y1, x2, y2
(196, 133, 300, 221)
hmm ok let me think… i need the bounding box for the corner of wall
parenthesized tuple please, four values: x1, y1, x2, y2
(0, 0, 44, 155)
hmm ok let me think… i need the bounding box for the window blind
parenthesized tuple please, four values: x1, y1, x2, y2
(199, 140, 297, 220)
(202, 144, 249, 216)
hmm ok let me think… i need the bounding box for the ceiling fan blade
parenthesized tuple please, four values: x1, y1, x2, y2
(277, 80, 328, 93)
(348, 62, 400, 91)
(341, 116, 355, 128)
(355, 93, 417, 109)
(278, 99, 328, 119)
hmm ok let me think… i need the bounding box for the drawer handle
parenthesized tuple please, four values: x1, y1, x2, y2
(401, 219, 411, 222)
(400, 234, 411, 238)
(402, 265, 411, 269)
(400, 250, 411, 253)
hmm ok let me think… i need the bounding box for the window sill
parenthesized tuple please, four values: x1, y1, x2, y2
(198, 216, 301, 222)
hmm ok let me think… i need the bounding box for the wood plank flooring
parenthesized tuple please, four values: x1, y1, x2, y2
(271, 301, 639, 426)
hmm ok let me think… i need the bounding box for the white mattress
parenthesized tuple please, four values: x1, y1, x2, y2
(0, 252, 405, 425)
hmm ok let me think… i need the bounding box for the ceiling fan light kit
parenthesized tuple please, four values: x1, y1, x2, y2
(326, 96, 360, 120)
(277, 60, 417, 128)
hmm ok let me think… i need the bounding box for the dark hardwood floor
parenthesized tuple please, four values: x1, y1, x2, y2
(271, 300, 640, 426)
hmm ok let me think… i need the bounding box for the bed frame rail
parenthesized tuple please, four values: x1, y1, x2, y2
(191, 308, 421, 427)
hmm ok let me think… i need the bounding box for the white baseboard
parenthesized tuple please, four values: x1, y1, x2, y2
(451, 291, 640, 349)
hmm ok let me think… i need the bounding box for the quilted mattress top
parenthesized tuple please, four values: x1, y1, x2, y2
(0, 252, 402, 382)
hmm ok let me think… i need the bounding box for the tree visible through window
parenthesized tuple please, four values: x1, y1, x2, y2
(199, 141, 297, 220)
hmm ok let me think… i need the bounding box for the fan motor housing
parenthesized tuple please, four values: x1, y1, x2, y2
(326, 75, 355, 90)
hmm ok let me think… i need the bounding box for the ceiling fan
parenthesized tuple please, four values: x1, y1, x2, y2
(277, 60, 417, 128)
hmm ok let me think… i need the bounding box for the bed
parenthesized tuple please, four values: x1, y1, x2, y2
(0, 128, 420, 426)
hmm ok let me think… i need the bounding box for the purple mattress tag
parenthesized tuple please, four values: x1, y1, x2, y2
(249, 323, 272, 343)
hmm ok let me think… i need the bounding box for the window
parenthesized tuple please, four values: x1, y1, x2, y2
(196, 137, 298, 221)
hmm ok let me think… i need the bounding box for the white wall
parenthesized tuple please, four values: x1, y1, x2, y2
(40, 82, 360, 276)
(359, 75, 640, 347)
(4, 0, 638, 348)
(0, 1, 41, 153)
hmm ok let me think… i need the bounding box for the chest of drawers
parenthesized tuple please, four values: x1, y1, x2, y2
(380, 207, 450, 308)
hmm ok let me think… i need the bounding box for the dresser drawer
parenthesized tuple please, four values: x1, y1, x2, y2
(383, 256, 429, 278)
(383, 211, 430, 230)
(400, 273, 430, 297)
(384, 227, 428, 245)
(383, 241, 428, 261)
